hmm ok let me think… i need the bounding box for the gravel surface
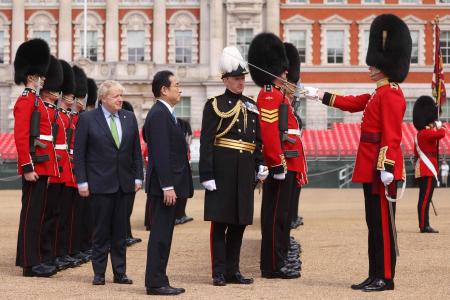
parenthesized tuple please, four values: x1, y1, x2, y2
(1, 188, 449, 299)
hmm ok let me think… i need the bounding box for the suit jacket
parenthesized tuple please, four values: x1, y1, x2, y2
(74, 106, 144, 194)
(144, 100, 193, 199)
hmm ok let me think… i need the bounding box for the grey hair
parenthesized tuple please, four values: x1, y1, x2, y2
(98, 80, 124, 100)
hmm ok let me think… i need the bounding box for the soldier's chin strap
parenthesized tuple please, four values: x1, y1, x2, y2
(384, 179, 406, 203)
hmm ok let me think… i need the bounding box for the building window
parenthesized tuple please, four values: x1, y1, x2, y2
(327, 106, 343, 127)
(438, 0, 450, 3)
(174, 96, 191, 122)
(327, 30, 344, 64)
(399, 0, 420, 3)
(441, 30, 450, 64)
(410, 30, 419, 64)
(0, 31, 4, 64)
(404, 100, 414, 121)
(288, 0, 307, 2)
(80, 30, 98, 61)
(288, 30, 306, 63)
(441, 100, 450, 122)
(236, 28, 253, 60)
(326, 0, 345, 3)
(127, 30, 145, 62)
(363, 0, 382, 3)
(32, 30, 51, 45)
(175, 30, 193, 63)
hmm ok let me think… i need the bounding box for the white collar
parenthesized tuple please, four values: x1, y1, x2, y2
(101, 104, 119, 118)
(157, 99, 174, 114)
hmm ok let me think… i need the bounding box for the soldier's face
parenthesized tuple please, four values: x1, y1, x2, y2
(102, 86, 124, 113)
(368, 66, 385, 81)
(223, 75, 245, 94)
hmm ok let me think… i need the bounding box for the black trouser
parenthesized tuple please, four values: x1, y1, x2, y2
(144, 194, 152, 230)
(290, 185, 301, 223)
(417, 177, 436, 229)
(363, 182, 396, 280)
(55, 186, 76, 257)
(16, 176, 49, 268)
(80, 195, 92, 252)
(127, 192, 136, 238)
(175, 198, 188, 219)
(210, 222, 246, 277)
(260, 171, 295, 273)
(41, 183, 63, 263)
(90, 190, 130, 276)
(71, 194, 91, 254)
(145, 196, 177, 288)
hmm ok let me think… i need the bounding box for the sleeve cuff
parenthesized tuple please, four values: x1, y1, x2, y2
(135, 179, 143, 186)
(199, 172, 214, 183)
(78, 182, 88, 190)
(162, 186, 174, 191)
(270, 164, 285, 175)
(21, 163, 34, 174)
(376, 146, 395, 173)
(322, 92, 336, 107)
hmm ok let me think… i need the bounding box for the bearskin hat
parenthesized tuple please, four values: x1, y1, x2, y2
(42, 56, 63, 92)
(284, 42, 301, 84)
(59, 59, 75, 95)
(366, 14, 412, 83)
(413, 96, 438, 130)
(219, 46, 248, 78)
(122, 101, 134, 113)
(14, 39, 51, 85)
(248, 32, 289, 87)
(86, 78, 98, 107)
(72, 65, 88, 98)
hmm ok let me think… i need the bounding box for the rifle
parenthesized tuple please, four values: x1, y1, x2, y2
(51, 93, 62, 145)
(29, 78, 47, 155)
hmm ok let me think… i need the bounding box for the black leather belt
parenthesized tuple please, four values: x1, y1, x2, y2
(31, 154, 50, 163)
(360, 132, 381, 144)
(284, 150, 299, 158)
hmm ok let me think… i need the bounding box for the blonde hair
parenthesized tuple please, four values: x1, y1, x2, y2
(98, 80, 124, 100)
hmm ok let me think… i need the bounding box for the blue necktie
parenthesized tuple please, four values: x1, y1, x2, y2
(172, 111, 177, 124)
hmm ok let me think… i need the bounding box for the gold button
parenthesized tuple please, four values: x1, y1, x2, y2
(237, 119, 240, 122)
(252, 120, 255, 123)
(240, 150, 243, 153)
(253, 130, 255, 133)
(238, 129, 241, 132)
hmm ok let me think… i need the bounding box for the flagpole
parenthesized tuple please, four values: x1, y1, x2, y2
(83, 0, 87, 58)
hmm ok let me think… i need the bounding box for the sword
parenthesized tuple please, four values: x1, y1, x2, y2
(384, 180, 405, 257)
(431, 200, 438, 216)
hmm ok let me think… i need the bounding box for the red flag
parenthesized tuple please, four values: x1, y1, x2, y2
(432, 18, 447, 107)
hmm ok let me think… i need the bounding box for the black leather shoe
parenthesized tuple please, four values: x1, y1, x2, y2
(261, 266, 300, 279)
(147, 286, 182, 295)
(420, 226, 439, 233)
(113, 274, 133, 284)
(213, 273, 226, 286)
(92, 274, 105, 285)
(169, 286, 185, 294)
(350, 277, 374, 290)
(54, 257, 71, 271)
(363, 278, 394, 292)
(63, 255, 82, 267)
(72, 252, 90, 263)
(285, 262, 301, 272)
(23, 264, 57, 277)
(226, 272, 254, 284)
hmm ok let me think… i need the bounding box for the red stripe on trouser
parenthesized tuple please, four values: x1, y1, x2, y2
(420, 177, 432, 229)
(38, 185, 49, 262)
(272, 183, 281, 270)
(379, 186, 392, 280)
(23, 183, 33, 267)
(210, 222, 214, 276)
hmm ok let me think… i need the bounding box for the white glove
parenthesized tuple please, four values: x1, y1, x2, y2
(273, 172, 286, 180)
(380, 170, 394, 185)
(202, 180, 217, 191)
(303, 86, 319, 101)
(257, 165, 269, 181)
(435, 121, 442, 129)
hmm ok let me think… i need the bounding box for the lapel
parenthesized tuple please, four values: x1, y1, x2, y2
(118, 109, 128, 149)
(157, 100, 177, 125)
(94, 106, 118, 149)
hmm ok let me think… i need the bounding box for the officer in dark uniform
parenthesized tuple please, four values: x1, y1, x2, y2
(40, 56, 72, 271)
(248, 33, 305, 280)
(304, 14, 412, 291)
(13, 39, 59, 277)
(199, 46, 267, 286)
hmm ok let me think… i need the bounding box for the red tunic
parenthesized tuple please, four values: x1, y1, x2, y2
(59, 109, 77, 188)
(414, 127, 446, 178)
(44, 102, 74, 185)
(323, 79, 406, 183)
(13, 88, 59, 177)
(256, 84, 308, 185)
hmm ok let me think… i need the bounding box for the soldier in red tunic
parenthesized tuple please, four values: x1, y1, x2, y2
(304, 14, 412, 291)
(13, 39, 59, 277)
(40, 56, 73, 271)
(412, 96, 447, 233)
(248, 33, 305, 279)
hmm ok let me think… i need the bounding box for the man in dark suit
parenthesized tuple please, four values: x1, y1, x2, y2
(144, 70, 193, 296)
(74, 80, 143, 286)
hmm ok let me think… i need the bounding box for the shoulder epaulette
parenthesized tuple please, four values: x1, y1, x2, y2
(389, 83, 399, 90)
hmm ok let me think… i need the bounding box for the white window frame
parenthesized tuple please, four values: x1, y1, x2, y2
(362, 0, 384, 3)
(0, 13, 10, 64)
(120, 11, 152, 62)
(399, 0, 422, 4)
(168, 11, 199, 64)
(73, 11, 104, 61)
(325, 0, 346, 4)
(436, 0, 450, 4)
(435, 15, 450, 66)
(286, 0, 309, 3)
(320, 15, 351, 66)
(357, 15, 376, 66)
(174, 96, 191, 122)
(282, 14, 313, 66)
(403, 15, 426, 66)
(26, 11, 57, 55)
(235, 28, 253, 61)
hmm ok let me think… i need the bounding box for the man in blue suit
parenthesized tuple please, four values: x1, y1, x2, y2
(74, 80, 143, 286)
(144, 70, 193, 296)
